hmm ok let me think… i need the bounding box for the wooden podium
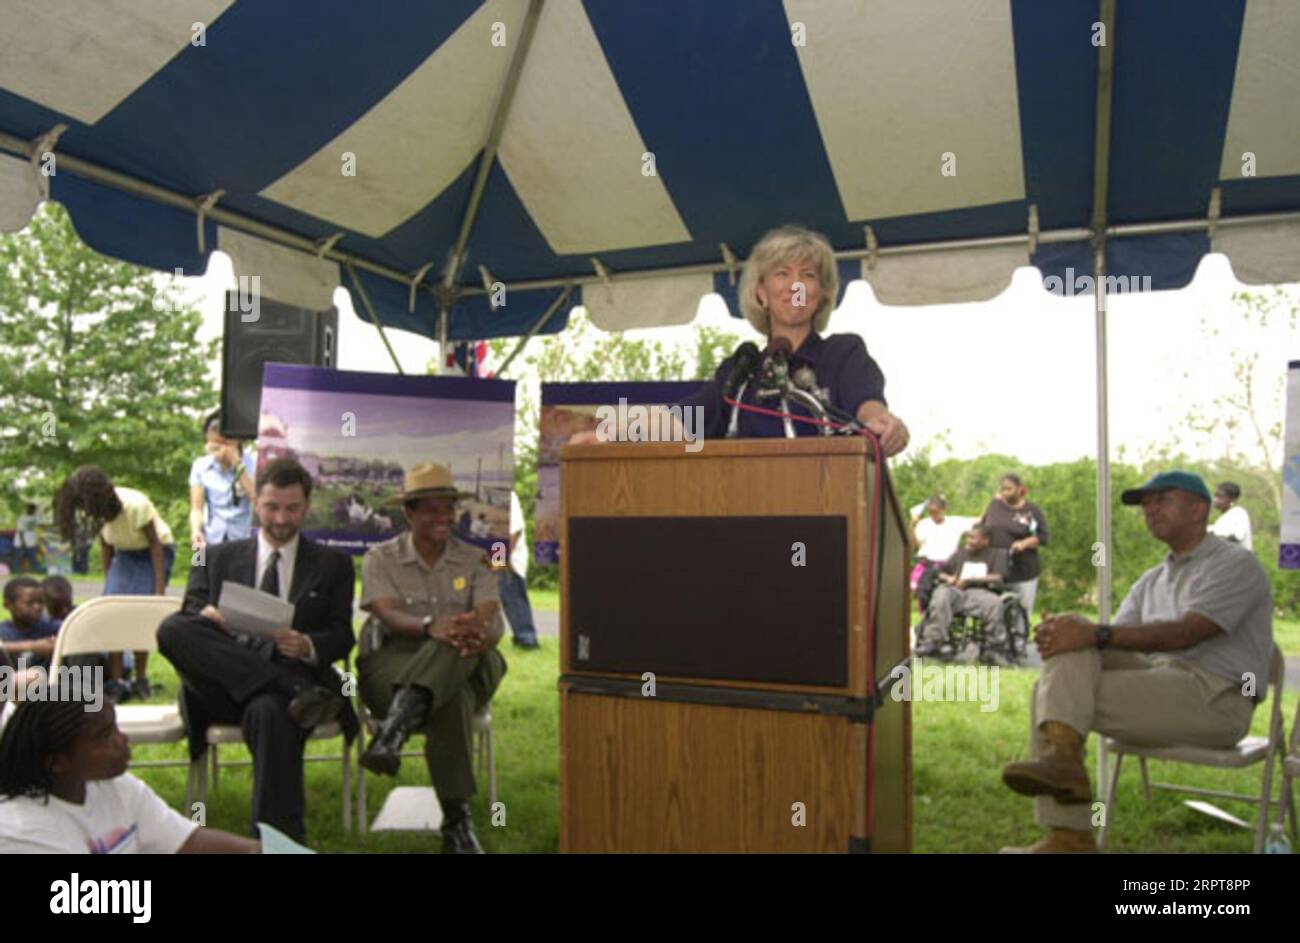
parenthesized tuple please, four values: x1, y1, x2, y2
(558, 438, 911, 853)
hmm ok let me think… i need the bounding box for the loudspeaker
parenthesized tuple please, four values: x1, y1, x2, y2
(220, 293, 337, 439)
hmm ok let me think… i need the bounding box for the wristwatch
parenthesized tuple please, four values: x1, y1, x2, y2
(421, 614, 435, 637)
(1094, 624, 1113, 650)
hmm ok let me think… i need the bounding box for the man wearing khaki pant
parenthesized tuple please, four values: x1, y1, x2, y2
(1001, 471, 1273, 854)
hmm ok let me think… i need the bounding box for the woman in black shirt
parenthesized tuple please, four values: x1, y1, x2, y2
(979, 473, 1049, 617)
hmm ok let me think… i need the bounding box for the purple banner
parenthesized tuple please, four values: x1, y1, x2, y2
(534, 380, 706, 565)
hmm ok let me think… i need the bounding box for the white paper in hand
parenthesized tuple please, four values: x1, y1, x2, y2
(958, 561, 989, 582)
(219, 582, 295, 636)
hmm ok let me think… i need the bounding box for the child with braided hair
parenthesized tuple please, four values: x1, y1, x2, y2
(0, 695, 259, 853)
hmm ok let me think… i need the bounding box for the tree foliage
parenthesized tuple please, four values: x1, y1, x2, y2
(0, 202, 216, 539)
(1178, 288, 1296, 517)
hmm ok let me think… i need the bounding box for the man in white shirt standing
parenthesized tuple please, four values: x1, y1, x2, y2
(911, 496, 977, 564)
(1209, 481, 1252, 550)
(12, 503, 40, 573)
(499, 491, 539, 649)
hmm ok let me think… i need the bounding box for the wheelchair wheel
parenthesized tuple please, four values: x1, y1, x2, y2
(1003, 599, 1030, 660)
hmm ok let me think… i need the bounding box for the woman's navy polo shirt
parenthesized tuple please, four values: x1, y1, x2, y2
(680, 332, 887, 439)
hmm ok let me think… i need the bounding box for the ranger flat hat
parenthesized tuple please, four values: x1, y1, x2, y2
(393, 463, 472, 504)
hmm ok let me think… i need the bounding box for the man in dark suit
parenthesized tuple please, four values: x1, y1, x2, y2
(157, 458, 355, 843)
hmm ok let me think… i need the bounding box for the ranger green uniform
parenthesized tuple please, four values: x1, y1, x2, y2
(358, 532, 507, 799)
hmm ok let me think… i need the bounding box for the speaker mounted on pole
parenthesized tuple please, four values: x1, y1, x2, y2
(220, 293, 337, 440)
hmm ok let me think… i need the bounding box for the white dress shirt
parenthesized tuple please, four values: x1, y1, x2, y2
(254, 531, 314, 662)
(255, 531, 299, 600)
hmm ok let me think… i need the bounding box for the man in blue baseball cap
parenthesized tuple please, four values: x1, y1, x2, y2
(1000, 470, 1274, 854)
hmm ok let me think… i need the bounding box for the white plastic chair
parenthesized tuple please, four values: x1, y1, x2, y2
(48, 595, 192, 781)
(1099, 645, 1286, 853)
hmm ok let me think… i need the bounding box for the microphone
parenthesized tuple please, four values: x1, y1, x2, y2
(755, 337, 796, 437)
(723, 342, 762, 400)
(792, 364, 860, 431)
(723, 341, 763, 438)
(792, 365, 825, 405)
(759, 336, 793, 391)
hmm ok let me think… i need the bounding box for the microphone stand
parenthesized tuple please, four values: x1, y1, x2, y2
(725, 379, 750, 438)
(785, 388, 833, 436)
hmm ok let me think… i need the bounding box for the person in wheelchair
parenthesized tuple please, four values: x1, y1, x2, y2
(915, 524, 1014, 664)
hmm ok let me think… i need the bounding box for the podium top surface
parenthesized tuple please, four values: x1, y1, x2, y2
(560, 437, 878, 463)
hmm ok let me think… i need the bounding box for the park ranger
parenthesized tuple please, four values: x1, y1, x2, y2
(357, 463, 507, 854)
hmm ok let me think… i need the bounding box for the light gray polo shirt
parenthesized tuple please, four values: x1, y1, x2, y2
(1114, 533, 1273, 698)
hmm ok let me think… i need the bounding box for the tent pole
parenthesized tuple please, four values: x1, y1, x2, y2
(440, 0, 544, 296)
(344, 262, 404, 374)
(438, 304, 449, 373)
(496, 284, 574, 377)
(1094, 243, 1112, 627)
(1089, 0, 1117, 802)
(9, 122, 1300, 316)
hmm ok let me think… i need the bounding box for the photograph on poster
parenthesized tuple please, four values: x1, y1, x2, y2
(257, 364, 516, 554)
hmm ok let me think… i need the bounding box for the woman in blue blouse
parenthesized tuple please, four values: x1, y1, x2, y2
(572, 225, 908, 454)
(188, 411, 256, 550)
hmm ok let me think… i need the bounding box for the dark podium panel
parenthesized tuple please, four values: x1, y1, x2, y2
(567, 515, 847, 687)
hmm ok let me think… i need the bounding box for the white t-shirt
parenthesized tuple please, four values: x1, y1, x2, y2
(1210, 505, 1252, 551)
(914, 515, 977, 562)
(15, 512, 39, 547)
(509, 491, 529, 578)
(0, 773, 197, 854)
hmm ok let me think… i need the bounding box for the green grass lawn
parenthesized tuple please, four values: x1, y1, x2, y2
(129, 632, 558, 853)
(124, 631, 1295, 853)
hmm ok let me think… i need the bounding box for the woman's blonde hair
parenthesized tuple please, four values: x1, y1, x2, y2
(738, 225, 839, 336)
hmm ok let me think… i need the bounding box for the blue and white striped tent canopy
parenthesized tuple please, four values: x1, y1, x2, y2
(2, 0, 1299, 343)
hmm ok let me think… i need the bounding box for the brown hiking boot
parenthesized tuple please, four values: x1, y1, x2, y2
(1001, 721, 1092, 803)
(999, 828, 1098, 854)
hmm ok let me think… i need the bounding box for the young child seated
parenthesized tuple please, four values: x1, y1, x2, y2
(0, 696, 260, 853)
(40, 575, 74, 628)
(1, 577, 58, 670)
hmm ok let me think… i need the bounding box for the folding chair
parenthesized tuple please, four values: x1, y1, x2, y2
(1099, 644, 1286, 853)
(355, 699, 496, 834)
(189, 656, 356, 833)
(49, 595, 193, 784)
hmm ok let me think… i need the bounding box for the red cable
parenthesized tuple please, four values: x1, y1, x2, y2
(724, 394, 886, 844)
(721, 396, 859, 434)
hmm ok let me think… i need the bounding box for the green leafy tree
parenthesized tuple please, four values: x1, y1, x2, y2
(1179, 288, 1296, 517)
(0, 202, 217, 541)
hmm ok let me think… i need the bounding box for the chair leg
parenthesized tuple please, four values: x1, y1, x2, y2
(197, 748, 210, 810)
(1287, 777, 1298, 843)
(342, 736, 353, 834)
(1139, 757, 1151, 802)
(1098, 752, 1123, 851)
(487, 723, 497, 810)
(210, 742, 220, 796)
(357, 758, 368, 836)
(1254, 750, 1277, 854)
(184, 757, 197, 814)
